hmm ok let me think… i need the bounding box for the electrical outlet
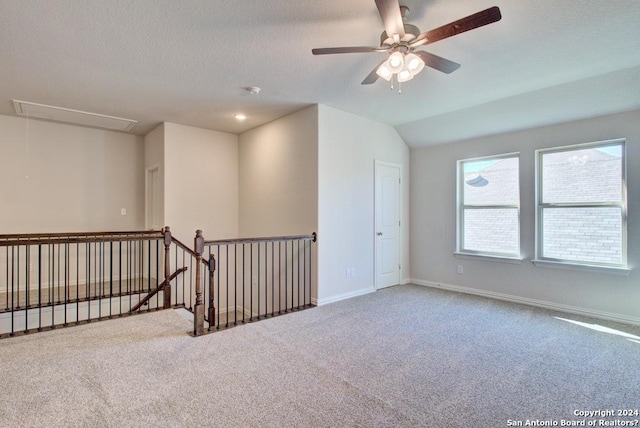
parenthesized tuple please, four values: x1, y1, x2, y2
(346, 268, 351, 279)
(457, 265, 464, 274)
(120, 208, 127, 216)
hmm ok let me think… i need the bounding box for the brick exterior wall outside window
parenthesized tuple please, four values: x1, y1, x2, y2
(461, 146, 623, 264)
(539, 146, 623, 265)
(462, 156, 519, 255)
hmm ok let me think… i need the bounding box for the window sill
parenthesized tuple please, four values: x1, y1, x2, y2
(532, 259, 631, 276)
(454, 252, 523, 265)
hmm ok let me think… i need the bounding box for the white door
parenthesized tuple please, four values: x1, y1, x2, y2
(375, 161, 401, 289)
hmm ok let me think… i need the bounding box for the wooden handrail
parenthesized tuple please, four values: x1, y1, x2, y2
(0, 230, 164, 247)
(204, 232, 317, 246)
(170, 236, 198, 258)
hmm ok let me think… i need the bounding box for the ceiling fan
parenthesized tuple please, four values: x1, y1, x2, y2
(312, 0, 501, 89)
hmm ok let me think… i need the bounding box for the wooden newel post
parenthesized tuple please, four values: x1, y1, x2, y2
(207, 254, 216, 332)
(163, 226, 172, 309)
(193, 229, 205, 336)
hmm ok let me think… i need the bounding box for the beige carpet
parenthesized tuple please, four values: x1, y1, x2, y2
(1, 284, 639, 427)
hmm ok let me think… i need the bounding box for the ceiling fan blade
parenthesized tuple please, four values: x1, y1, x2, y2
(414, 51, 461, 74)
(410, 6, 502, 47)
(361, 60, 387, 85)
(375, 0, 405, 39)
(312, 46, 385, 55)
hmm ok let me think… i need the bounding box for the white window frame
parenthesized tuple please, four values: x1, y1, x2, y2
(456, 153, 521, 261)
(533, 138, 629, 274)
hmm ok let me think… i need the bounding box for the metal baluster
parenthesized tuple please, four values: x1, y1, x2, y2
(146, 239, 151, 311)
(250, 243, 253, 321)
(87, 242, 91, 322)
(37, 245, 42, 331)
(64, 243, 69, 325)
(108, 241, 113, 318)
(17, 245, 23, 331)
(291, 240, 295, 311)
(98, 241, 102, 320)
(217, 244, 221, 328)
(10, 246, 15, 336)
(118, 241, 123, 316)
(297, 240, 301, 309)
(16, 246, 20, 313)
(189, 251, 193, 310)
(284, 241, 288, 313)
(242, 243, 245, 324)
(155, 239, 160, 310)
(257, 242, 260, 320)
(234, 244, 238, 326)
(278, 241, 282, 315)
(137, 240, 141, 306)
(181, 248, 186, 307)
(271, 241, 275, 317)
(225, 244, 229, 327)
(207, 252, 216, 332)
(128, 240, 132, 312)
(303, 239, 307, 307)
(24, 245, 28, 333)
(264, 242, 268, 318)
(4, 247, 8, 312)
(76, 243, 80, 324)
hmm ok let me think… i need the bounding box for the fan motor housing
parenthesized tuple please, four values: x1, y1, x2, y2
(380, 23, 421, 46)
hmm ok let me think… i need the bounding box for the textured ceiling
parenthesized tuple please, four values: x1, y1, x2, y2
(1, 0, 639, 147)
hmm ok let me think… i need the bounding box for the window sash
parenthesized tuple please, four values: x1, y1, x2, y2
(535, 139, 627, 268)
(457, 153, 520, 258)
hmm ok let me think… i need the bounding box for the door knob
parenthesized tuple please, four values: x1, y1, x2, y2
(377, 232, 383, 236)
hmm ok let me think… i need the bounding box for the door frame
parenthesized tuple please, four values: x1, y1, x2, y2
(374, 160, 402, 290)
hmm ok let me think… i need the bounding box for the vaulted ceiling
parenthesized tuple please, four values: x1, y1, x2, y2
(1, 0, 639, 147)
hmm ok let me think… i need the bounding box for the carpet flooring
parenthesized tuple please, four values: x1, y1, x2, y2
(0, 284, 639, 427)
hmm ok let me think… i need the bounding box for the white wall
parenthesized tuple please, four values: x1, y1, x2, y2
(411, 109, 640, 324)
(238, 105, 318, 237)
(0, 114, 144, 233)
(163, 122, 238, 242)
(144, 123, 165, 229)
(317, 104, 410, 305)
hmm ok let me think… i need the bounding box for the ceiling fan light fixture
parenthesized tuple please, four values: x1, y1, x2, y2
(405, 53, 425, 76)
(376, 63, 393, 81)
(397, 68, 413, 83)
(387, 51, 404, 73)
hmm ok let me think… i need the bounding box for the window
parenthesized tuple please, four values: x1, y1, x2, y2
(535, 139, 627, 269)
(456, 154, 520, 258)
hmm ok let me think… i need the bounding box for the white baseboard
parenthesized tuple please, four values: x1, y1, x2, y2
(313, 286, 376, 306)
(410, 278, 640, 327)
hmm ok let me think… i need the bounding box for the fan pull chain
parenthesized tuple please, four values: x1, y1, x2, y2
(389, 75, 402, 94)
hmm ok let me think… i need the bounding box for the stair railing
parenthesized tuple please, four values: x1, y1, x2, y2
(193, 231, 317, 335)
(0, 230, 168, 336)
(0, 227, 316, 338)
